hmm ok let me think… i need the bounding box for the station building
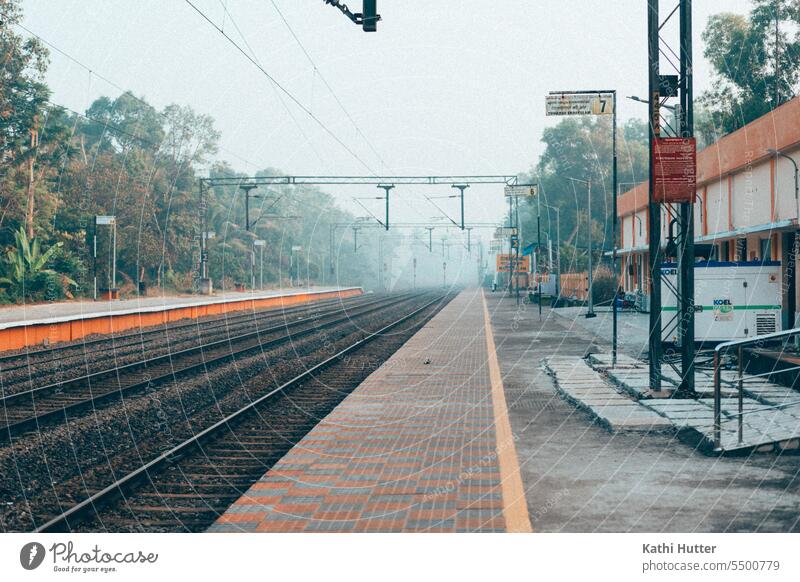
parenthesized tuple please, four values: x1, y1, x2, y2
(617, 96, 800, 329)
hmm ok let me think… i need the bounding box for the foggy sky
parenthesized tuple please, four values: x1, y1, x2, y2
(21, 0, 752, 232)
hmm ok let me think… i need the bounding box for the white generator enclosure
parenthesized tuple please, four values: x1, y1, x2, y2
(660, 261, 782, 343)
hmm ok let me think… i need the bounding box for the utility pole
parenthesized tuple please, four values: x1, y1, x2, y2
(537, 191, 542, 320)
(568, 177, 595, 318)
(611, 90, 619, 366)
(678, 0, 695, 394)
(198, 180, 211, 294)
(378, 235, 383, 291)
(251, 243, 256, 291)
(543, 204, 561, 303)
(586, 179, 593, 317)
(515, 194, 521, 305)
(255, 240, 266, 290)
(648, 0, 663, 392)
(508, 194, 514, 294)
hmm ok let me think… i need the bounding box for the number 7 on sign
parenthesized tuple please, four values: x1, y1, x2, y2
(591, 97, 613, 116)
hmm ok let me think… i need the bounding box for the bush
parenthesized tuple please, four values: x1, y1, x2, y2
(591, 266, 617, 304)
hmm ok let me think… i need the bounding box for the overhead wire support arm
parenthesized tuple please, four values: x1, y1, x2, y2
(353, 197, 386, 229)
(424, 195, 460, 228)
(324, 0, 381, 32)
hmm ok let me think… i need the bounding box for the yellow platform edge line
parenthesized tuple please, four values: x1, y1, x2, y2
(481, 289, 533, 533)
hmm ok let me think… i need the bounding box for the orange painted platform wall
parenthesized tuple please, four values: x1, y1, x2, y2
(0, 289, 363, 353)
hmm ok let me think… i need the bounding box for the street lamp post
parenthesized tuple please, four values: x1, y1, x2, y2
(568, 177, 596, 318)
(543, 203, 561, 302)
(537, 190, 542, 320)
(255, 240, 266, 290)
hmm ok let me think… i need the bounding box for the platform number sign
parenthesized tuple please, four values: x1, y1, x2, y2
(546, 92, 615, 117)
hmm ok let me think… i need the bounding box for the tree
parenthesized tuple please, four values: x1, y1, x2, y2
(0, 0, 54, 239)
(0, 226, 76, 301)
(701, 0, 800, 137)
(520, 117, 649, 275)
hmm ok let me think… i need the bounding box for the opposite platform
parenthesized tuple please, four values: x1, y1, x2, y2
(0, 287, 361, 352)
(209, 289, 531, 533)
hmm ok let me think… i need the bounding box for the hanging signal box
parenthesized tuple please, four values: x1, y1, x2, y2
(362, 1, 379, 32)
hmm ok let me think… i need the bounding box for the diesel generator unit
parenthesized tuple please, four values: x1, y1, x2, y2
(660, 261, 782, 344)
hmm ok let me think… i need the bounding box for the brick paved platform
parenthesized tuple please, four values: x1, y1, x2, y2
(209, 289, 531, 533)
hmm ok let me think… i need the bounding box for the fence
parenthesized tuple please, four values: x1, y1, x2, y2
(560, 272, 588, 301)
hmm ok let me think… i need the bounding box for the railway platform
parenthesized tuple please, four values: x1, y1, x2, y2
(0, 286, 362, 352)
(210, 289, 532, 533)
(207, 289, 800, 533)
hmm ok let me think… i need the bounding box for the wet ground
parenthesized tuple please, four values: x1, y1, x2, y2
(485, 292, 800, 532)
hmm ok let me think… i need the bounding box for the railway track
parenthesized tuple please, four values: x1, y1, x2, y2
(34, 293, 450, 532)
(0, 293, 415, 441)
(0, 292, 371, 385)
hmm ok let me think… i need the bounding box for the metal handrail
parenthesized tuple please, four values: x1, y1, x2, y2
(713, 326, 800, 450)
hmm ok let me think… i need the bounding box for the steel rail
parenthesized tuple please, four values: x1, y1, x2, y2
(0, 294, 417, 440)
(0, 294, 366, 372)
(35, 294, 447, 532)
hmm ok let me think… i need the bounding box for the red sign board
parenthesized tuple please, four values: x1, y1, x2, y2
(652, 137, 697, 203)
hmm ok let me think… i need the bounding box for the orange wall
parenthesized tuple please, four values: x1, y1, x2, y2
(617, 96, 800, 217)
(0, 289, 363, 353)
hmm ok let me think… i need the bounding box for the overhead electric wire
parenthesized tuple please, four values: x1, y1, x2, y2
(212, 0, 325, 167)
(184, 0, 376, 174)
(266, 0, 389, 172)
(13, 22, 261, 171)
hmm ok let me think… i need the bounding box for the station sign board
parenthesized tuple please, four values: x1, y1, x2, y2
(96, 215, 116, 225)
(291, 245, 303, 252)
(652, 137, 697, 203)
(496, 254, 530, 273)
(546, 92, 615, 116)
(254, 240, 266, 247)
(495, 227, 517, 238)
(504, 184, 538, 198)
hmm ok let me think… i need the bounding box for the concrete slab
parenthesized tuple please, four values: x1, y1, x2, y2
(546, 357, 673, 432)
(487, 297, 800, 531)
(0, 286, 352, 327)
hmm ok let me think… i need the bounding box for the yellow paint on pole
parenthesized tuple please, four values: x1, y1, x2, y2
(481, 289, 533, 533)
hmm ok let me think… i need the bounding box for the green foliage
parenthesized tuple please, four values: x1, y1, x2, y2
(0, 227, 77, 301)
(700, 0, 800, 138)
(520, 117, 649, 275)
